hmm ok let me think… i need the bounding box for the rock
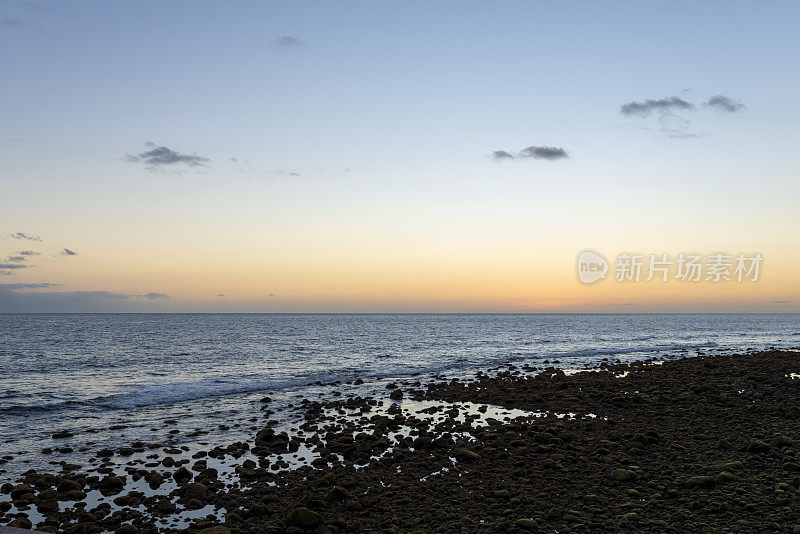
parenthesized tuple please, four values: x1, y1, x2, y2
(10, 483, 34, 500)
(99, 476, 125, 493)
(747, 438, 770, 453)
(389, 389, 403, 400)
(774, 435, 794, 447)
(717, 471, 737, 482)
(183, 482, 208, 501)
(37, 498, 59, 513)
(685, 476, 716, 489)
(286, 507, 323, 530)
(116, 525, 139, 534)
(196, 528, 231, 534)
(0, 482, 12, 494)
(514, 518, 537, 530)
(173, 466, 193, 483)
(784, 462, 800, 472)
(610, 469, 637, 482)
(454, 448, 481, 462)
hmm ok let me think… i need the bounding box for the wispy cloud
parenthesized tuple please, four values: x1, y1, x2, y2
(62, 248, 78, 256)
(19, 250, 40, 256)
(141, 292, 169, 300)
(705, 95, 744, 112)
(10, 232, 41, 241)
(5, 256, 25, 263)
(125, 143, 210, 171)
(1, 17, 27, 28)
(620, 96, 694, 117)
(773, 300, 792, 304)
(0, 282, 59, 290)
(0, 263, 29, 269)
(274, 35, 304, 48)
(491, 146, 569, 161)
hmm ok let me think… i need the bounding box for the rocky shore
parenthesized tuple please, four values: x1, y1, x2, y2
(2, 349, 800, 533)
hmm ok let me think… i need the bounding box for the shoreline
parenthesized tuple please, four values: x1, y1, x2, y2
(1, 348, 799, 532)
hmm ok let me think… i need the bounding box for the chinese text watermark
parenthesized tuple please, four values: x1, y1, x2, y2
(577, 250, 762, 284)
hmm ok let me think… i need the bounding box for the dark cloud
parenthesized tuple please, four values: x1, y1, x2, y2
(519, 146, 568, 160)
(141, 292, 169, 300)
(275, 35, 304, 48)
(19, 250, 40, 256)
(126, 143, 210, 170)
(0, 263, 29, 269)
(10, 232, 41, 241)
(491, 146, 568, 161)
(0, 282, 59, 290)
(215, 293, 226, 298)
(620, 97, 694, 116)
(6, 256, 25, 262)
(1, 17, 26, 28)
(491, 150, 515, 161)
(705, 95, 744, 112)
(62, 248, 78, 256)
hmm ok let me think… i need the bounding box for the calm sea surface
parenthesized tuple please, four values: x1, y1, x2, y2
(1, 313, 798, 478)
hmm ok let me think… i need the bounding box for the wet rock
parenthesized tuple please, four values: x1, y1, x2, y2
(10, 484, 35, 500)
(389, 389, 403, 400)
(99, 476, 125, 494)
(182, 482, 208, 502)
(173, 466, 192, 484)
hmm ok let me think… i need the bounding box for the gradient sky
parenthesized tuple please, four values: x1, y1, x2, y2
(1, 0, 799, 312)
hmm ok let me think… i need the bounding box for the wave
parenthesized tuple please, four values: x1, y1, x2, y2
(0, 340, 725, 414)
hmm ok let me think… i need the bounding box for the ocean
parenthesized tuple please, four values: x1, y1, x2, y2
(1, 313, 798, 480)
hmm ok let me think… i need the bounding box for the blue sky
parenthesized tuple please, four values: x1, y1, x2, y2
(1, 1, 799, 312)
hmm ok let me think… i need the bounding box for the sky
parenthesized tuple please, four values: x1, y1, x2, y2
(1, 0, 799, 312)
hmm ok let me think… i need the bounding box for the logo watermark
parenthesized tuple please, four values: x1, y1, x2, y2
(577, 251, 762, 284)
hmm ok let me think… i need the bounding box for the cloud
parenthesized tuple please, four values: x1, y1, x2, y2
(1, 17, 27, 28)
(274, 169, 303, 177)
(0, 263, 29, 269)
(0, 282, 59, 290)
(705, 95, 744, 112)
(141, 292, 169, 300)
(268, 293, 276, 298)
(275, 35, 304, 48)
(125, 143, 210, 170)
(620, 96, 694, 117)
(62, 248, 78, 256)
(491, 150, 515, 161)
(491, 146, 568, 161)
(215, 293, 226, 298)
(19, 250, 40, 256)
(10, 232, 41, 241)
(772, 300, 792, 304)
(6, 256, 25, 262)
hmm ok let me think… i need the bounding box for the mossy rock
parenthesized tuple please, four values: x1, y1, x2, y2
(724, 461, 744, 471)
(774, 435, 794, 447)
(685, 476, 716, 489)
(717, 471, 737, 482)
(493, 489, 511, 499)
(784, 462, 800, 472)
(285, 507, 323, 530)
(611, 469, 638, 482)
